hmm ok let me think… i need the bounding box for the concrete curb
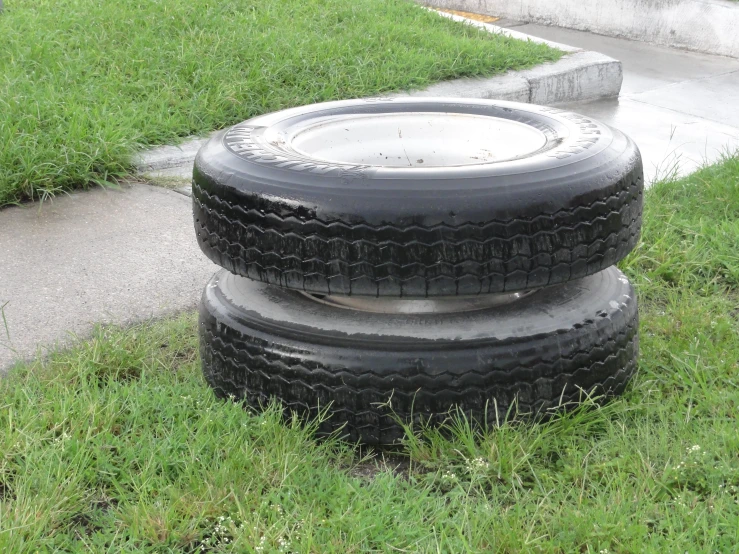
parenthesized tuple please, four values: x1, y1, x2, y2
(135, 12, 621, 182)
(424, 0, 739, 59)
(391, 10, 621, 105)
(392, 50, 621, 105)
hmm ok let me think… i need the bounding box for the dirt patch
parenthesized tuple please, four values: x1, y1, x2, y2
(0, 477, 14, 501)
(72, 495, 118, 537)
(349, 451, 413, 481)
(433, 8, 500, 24)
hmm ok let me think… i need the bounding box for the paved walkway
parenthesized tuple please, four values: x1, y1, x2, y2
(2, 29, 738, 370)
(498, 23, 739, 180)
(0, 185, 216, 370)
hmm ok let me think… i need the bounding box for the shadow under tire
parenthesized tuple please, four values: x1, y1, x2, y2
(199, 267, 639, 445)
(193, 98, 643, 297)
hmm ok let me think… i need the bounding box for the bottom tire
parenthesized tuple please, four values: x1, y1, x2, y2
(199, 267, 639, 445)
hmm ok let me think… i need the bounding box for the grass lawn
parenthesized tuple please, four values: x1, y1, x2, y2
(1, 157, 738, 552)
(0, 0, 561, 207)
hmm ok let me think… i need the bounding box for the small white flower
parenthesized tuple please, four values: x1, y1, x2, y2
(466, 457, 490, 471)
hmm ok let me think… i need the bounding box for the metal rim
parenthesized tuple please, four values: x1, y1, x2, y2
(286, 111, 549, 168)
(300, 290, 540, 314)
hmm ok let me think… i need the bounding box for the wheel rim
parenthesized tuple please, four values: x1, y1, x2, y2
(287, 112, 549, 168)
(300, 290, 539, 314)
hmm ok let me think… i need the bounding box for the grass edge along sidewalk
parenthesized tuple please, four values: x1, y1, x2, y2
(0, 0, 561, 207)
(0, 156, 738, 551)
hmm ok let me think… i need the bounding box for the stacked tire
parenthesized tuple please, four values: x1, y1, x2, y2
(193, 98, 643, 445)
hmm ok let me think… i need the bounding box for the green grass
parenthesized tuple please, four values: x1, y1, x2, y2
(1, 157, 738, 552)
(0, 0, 561, 206)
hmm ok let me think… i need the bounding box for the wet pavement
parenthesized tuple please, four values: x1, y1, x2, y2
(500, 23, 739, 181)
(0, 184, 216, 371)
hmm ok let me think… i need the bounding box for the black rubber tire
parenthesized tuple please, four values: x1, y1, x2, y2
(193, 98, 643, 297)
(199, 267, 639, 445)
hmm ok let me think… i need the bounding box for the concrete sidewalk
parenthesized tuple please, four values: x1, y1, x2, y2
(0, 184, 216, 370)
(499, 24, 739, 180)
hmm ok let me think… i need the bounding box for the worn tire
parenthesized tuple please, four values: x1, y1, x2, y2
(199, 267, 639, 445)
(193, 98, 643, 297)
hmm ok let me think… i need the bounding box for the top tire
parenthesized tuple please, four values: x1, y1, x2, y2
(193, 98, 643, 297)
